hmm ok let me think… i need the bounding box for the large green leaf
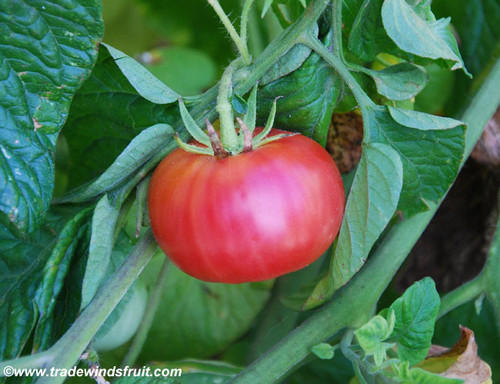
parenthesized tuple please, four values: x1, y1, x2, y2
(305, 143, 403, 309)
(62, 45, 179, 191)
(59, 124, 174, 203)
(0, 207, 90, 360)
(79, 194, 120, 310)
(0, 0, 103, 235)
(257, 33, 340, 146)
(365, 105, 465, 217)
(138, 254, 272, 361)
(381, 0, 468, 74)
(433, 0, 500, 77)
(432, 0, 500, 116)
(347, 0, 385, 62)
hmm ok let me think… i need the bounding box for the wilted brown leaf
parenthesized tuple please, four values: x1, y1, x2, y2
(419, 326, 492, 384)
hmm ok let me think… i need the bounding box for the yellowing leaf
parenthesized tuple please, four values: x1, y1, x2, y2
(418, 326, 492, 384)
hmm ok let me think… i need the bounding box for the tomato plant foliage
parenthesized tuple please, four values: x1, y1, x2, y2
(1, 0, 500, 383)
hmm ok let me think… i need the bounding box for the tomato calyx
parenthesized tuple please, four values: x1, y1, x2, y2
(175, 58, 288, 158)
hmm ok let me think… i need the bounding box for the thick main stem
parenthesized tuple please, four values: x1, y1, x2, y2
(121, 257, 170, 367)
(34, 230, 156, 384)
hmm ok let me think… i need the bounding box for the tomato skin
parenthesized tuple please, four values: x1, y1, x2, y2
(148, 129, 345, 283)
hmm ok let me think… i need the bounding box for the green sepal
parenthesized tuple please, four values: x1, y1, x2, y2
(243, 84, 259, 133)
(253, 97, 278, 146)
(179, 98, 212, 146)
(174, 134, 214, 156)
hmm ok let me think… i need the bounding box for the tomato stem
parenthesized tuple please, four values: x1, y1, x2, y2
(217, 58, 244, 153)
(207, 0, 251, 65)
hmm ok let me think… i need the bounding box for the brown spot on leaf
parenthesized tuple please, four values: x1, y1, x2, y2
(33, 119, 42, 131)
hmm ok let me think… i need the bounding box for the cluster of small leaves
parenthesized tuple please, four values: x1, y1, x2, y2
(346, 278, 463, 383)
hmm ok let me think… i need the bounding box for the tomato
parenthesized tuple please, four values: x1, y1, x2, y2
(148, 129, 345, 283)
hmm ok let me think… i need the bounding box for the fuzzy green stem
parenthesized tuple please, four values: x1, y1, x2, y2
(438, 275, 485, 319)
(121, 257, 170, 367)
(0, 230, 158, 383)
(332, 0, 344, 59)
(207, 0, 251, 64)
(217, 58, 244, 153)
(240, 0, 255, 53)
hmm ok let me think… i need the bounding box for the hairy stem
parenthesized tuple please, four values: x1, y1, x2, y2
(240, 0, 255, 52)
(121, 257, 170, 367)
(300, 33, 374, 111)
(207, 0, 251, 64)
(217, 58, 244, 153)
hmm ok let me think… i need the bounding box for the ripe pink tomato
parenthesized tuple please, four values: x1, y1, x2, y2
(148, 129, 345, 283)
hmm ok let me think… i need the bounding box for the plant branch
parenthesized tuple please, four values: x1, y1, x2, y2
(217, 58, 244, 152)
(121, 257, 170, 367)
(240, 0, 255, 52)
(207, 0, 251, 64)
(0, 229, 158, 383)
(438, 275, 485, 319)
(300, 32, 374, 111)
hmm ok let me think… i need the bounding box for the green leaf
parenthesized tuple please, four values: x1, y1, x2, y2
(62, 45, 179, 190)
(259, 43, 312, 85)
(59, 124, 174, 203)
(433, 0, 500, 77)
(232, 93, 248, 115)
(381, 0, 469, 75)
(311, 343, 335, 360)
(0, 0, 103, 235)
(305, 143, 403, 308)
(32, 208, 91, 352)
(365, 105, 466, 217)
(80, 194, 120, 310)
(355, 310, 395, 366)
(258, 32, 340, 145)
(138, 254, 272, 361)
(389, 277, 440, 365)
(348, 0, 385, 61)
(431, 0, 500, 116)
(364, 63, 429, 101)
(103, 44, 179, 104)
(393, 361, 464, 384)
(387, 106, 465, 130)
(0, 207, 90, 360)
